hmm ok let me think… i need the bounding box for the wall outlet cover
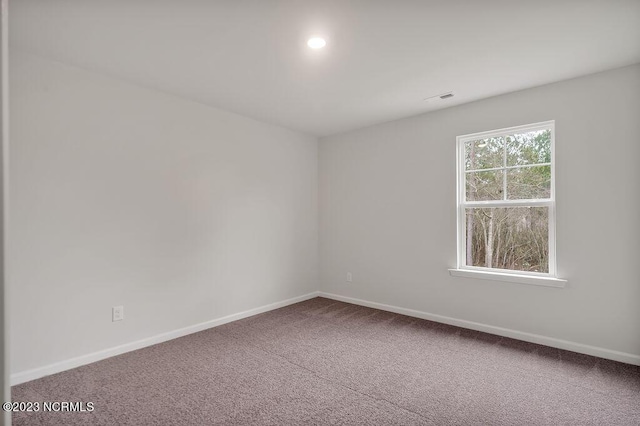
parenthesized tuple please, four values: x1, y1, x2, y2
(112, 305, 124, 322)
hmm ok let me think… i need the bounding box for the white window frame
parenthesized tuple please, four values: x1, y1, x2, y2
(449, 120, 566, 288)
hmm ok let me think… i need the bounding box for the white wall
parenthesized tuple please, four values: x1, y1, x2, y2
(9, 52, 318, 375)
(320, 64, 640, 360)
(1, 0, 9, 423)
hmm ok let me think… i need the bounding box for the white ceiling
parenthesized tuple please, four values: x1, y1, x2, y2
(10, 0, 640, 137)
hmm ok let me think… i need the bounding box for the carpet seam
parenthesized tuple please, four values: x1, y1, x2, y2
(220, 329, 434, 423)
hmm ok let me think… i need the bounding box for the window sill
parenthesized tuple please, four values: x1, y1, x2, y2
(448, 269, 567, 288)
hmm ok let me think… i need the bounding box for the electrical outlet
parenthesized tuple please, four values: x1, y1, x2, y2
(112, 305, 124, 322)
(346, 272, 353, 283)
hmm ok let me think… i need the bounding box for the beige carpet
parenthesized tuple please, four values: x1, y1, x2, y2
(12, 297, 640, 425)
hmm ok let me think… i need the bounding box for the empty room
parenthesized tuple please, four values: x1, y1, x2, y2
(1, 0, 639, 425)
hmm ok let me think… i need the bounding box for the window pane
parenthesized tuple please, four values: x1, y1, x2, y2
(465, 136, 504, 171)
(464, 207, 549, 273)
(466, 170, 504, 201)
(506, 165, 551, 200)
(506, 130, 551, 167)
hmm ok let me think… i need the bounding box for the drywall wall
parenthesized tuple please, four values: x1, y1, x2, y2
(9, 51, 318, 375)
(319, 64, 640, 359)
(1, 0, 9, 423)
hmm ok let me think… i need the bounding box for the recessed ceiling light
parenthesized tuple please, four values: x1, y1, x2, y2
(307, 37, 326, 49)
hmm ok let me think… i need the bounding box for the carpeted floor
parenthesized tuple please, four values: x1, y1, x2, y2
(12, 297, 640, 425)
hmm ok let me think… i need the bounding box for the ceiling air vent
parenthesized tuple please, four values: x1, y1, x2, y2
(423, 92, 454, 102)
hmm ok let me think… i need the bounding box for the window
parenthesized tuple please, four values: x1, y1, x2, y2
(451, 121, 565, 287)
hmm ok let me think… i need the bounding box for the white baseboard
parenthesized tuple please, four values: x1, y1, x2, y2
(12, 291, 320, 386)
(14, 289, 638, 386)
(319, 292, 640, 366)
